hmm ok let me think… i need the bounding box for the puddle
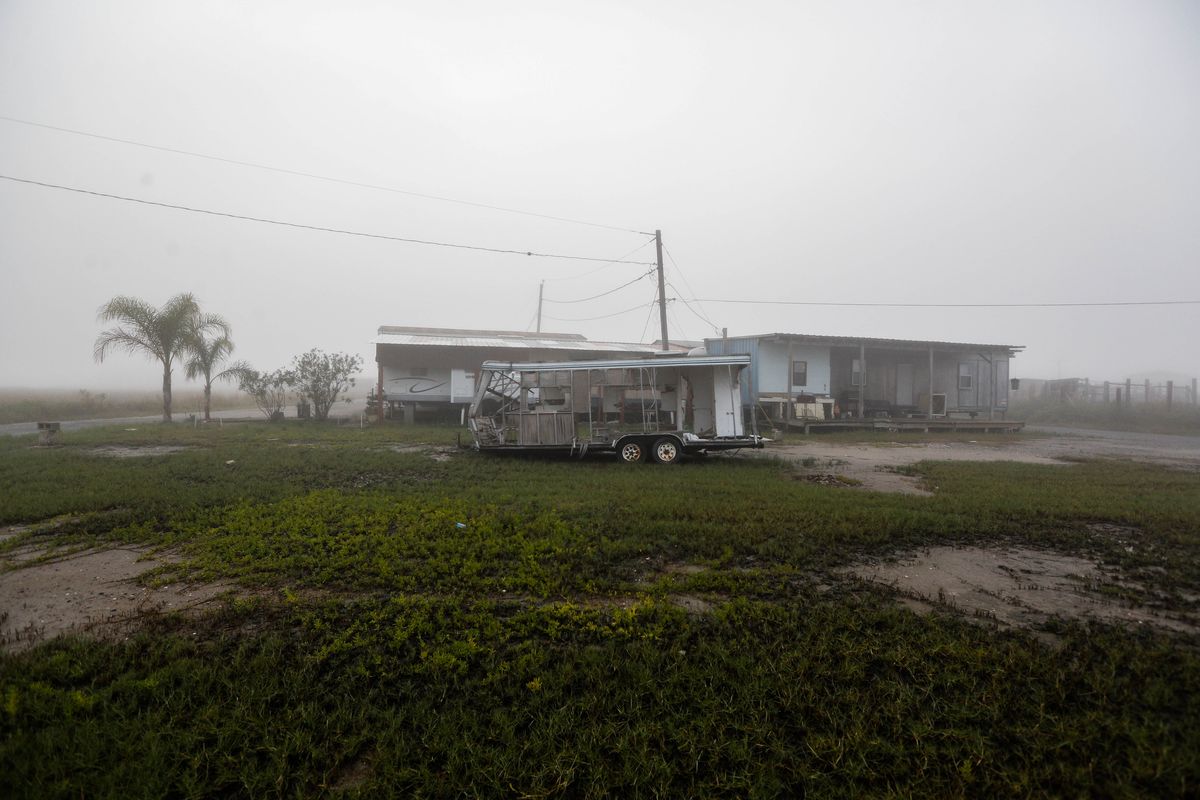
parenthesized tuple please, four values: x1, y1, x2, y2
(89, 445, 192, 458)
(386, 444, 456, 462)
(848, 545, 1199, 636)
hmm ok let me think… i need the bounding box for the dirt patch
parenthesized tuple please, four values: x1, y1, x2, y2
(849, 545, 1200, 636)
(89, 445, 192, 458)
(0, 546, 232, 651)
(761, 427, 1200, 494)
(670, 594, 717, 615)
(329, 752, 374, 793)
(765, 441, 1065, 494)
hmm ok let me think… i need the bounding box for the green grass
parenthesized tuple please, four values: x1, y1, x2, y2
(0, 388, 261, 425)
(2, 422, 1199, 797)
(1011, 398, 1200, 436)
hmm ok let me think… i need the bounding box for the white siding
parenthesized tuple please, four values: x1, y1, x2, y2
(755, 341, 832, 394)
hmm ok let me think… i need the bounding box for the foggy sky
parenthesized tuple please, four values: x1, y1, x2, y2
(1, 0, 1198, 390)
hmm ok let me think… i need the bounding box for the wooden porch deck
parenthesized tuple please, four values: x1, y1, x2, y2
(781, 417, 1025, 434)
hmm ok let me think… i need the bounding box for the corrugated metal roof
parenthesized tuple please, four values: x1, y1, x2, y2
(482, 354, 751, 371)
(705, 332, 1024, 353)
(374, 329, 655, 353)
(377, 325, 587, 341)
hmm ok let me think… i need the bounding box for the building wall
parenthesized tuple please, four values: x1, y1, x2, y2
(753, 341, 832, 395)
(380, 365, 475, 403)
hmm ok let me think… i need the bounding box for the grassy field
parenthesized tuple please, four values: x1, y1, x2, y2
(1011, 398, 1200, 437)
(0, 388, 257, 425)
(2, 423, 1199, 797)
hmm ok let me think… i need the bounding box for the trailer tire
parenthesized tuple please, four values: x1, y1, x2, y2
(618, 440, 645, 464)
(652, 437, 682, 464)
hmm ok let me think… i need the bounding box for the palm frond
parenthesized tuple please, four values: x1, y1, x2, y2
(213, 359, 254, 385)
(93, 328, 158, 363)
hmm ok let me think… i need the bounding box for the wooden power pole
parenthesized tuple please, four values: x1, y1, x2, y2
(655, 230, 669, 351)
(536, 280, 544, 333)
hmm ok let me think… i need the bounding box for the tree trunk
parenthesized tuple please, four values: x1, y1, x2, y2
(162, 362, 173, 422)
(204, 382, 212, 422)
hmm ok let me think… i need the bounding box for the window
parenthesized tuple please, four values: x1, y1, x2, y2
(851, 358, 863, 387)
(791, 360, 807, 387)
(958, 362, 974, 389)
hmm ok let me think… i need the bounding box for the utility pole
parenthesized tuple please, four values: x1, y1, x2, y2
(655, 229, 669, 351)
(536, 280, 544, 333)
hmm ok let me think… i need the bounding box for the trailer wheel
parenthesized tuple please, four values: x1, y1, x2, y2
(618, 440, 645, 464)
(652, 437, 681, 464)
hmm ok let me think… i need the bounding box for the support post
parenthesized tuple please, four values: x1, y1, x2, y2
(655, 230, 669, 351)
(1167, 381, 1174, 411)
(928, 346, 934, 419)
(989, 358, 996, 420)
(1104, 381, 1110, 404)
(1125, 378, 1132, 408)
(858, 343, 866, 419)
(376, 363, 384, 422)
(786, 338, 794, 426)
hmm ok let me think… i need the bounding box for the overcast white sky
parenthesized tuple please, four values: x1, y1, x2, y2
(1, 0, 1197, 389)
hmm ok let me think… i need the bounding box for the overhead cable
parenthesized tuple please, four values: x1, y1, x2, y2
(542, 236, 657, 283)
(543, 300, 656, 323)
(639, 293, 659, 343)
(667, 282, 720, 333)
(663, 245, 716, 326)
(0, 174, 658, 265)
(543, 269, 654, 304)
(688, 297, 1200, 308)
(0, 114, 650, 234)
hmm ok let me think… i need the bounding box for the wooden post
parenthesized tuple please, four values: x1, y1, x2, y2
(376, 364, 384, 422)
(989, 358, 996, 420)
(928, 346, 934, 419)
(536, 280, 544, 333)
(1125, 378, 1132, 408)
(858, 343, 866, 419)
(786, 339, 794, 426)
(1104, 381, 1110, 404)
(1167, 381, 1174, 411)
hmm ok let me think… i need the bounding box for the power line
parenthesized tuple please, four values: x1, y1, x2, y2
(0, 174, 659, 265)
(668, 281, 720, 333)
(662, 244, 715, 325)
(688, 297, 1200, 308)
(665, 301, 689, 343)
(542, 299, 655, 323)
(640, 289, 663, 343)
(544, 269, 654, 304)
(0, 113, 650, 235)
(541, 236, 657, 283)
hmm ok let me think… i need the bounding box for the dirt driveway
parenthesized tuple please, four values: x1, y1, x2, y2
(758, 425, 1200, 494)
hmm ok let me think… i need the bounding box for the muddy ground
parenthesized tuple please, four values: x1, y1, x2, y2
(0, 540, 231, 652)
(3, 426, 1197, 649)
(757, 424, 1200, 494)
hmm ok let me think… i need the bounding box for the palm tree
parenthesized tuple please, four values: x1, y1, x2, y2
(185, 333, 251, 421)
(93, 293, 229, 422)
